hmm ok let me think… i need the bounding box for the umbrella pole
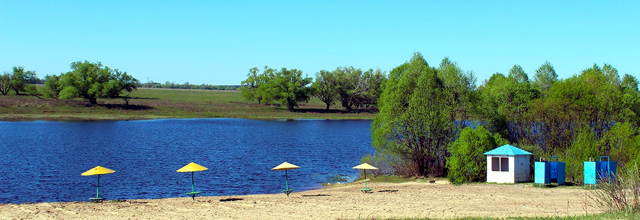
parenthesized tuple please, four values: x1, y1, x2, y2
(285, 169, 289, 191)
(191, 172, 195, 193)
(364, 170, 367, 189)
(96, 175, 100, 199)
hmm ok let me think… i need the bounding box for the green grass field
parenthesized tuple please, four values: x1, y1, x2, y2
(0, 88, 377, 120)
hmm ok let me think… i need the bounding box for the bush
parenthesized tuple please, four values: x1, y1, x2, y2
(360, 153, 415, 177)
(446, 126, 507, 184)
(590, 163, 640, 213)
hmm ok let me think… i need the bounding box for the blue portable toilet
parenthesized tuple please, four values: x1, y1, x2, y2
(584, 156, 617, 188)
(534, 156, 565, 187)
(534, 160, 550, 186)
(549, 157, 565, 185)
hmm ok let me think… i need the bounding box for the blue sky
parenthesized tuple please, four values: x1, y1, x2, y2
(1, 1, 638, 85)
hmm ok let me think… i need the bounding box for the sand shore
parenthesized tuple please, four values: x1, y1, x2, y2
(0, 181, 602, 219)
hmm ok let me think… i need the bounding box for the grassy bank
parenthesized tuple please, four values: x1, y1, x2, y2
(0, 88, 377, 120)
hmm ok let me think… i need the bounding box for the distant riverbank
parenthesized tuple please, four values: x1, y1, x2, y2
(0, 88, 377, 121)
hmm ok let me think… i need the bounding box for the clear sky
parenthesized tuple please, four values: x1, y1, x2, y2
(1, 1, 638, 85)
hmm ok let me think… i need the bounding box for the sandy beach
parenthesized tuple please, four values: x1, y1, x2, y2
(0, 181, 602, 219)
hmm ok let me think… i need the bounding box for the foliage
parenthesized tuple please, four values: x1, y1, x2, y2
(240, 65, 386, 111)
(240, 67, 262, 103)
(447, 126, 506, 184)
(590, 163, 640, 213)
(0, 88, 378, 120)
(43, 74, 63, 99)
(0, 73, 10, 95)
(372, 53, 475, 177)
(360, 153, 415, 177)
(0, 66, 37, 95)
(9, 66, 38, 95)
(141, 81, 238, 90)
(532, 61, 558, 96)
(58, 61, 139, 105)
(311, 70, 338, 110)
(271, 68, 313, 111)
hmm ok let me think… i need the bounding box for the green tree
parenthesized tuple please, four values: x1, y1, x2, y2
(372, 53, 460, 177)
(311, 70, 338, 110)
(533, 61, 558, 95)
(255, 66, 277, 105)
(240, 67, 262, 103)
(271, 68, 312, 111)
(7, 66, 37, 95)
(620, 74, 640, 126)
(478, 73, 510, 137)
(59, 61, 138, 105)
(43, 74, 63, 99)
(335, 67, 367, 111)
(360, 69, 387, 108)
(447, 126, 507, 184)
(0, 73, 10, 95)
(438, 57, 477, 126)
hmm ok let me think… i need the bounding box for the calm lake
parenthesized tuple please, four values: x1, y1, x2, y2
(0, 119, 374, 204)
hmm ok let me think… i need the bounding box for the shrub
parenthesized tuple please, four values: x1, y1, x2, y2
(360, 153, 415, 177)
(590, 163, 640, 213)
(446, 126, 507, 184)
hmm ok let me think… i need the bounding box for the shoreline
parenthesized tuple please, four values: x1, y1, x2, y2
(0, 181, 603, 219)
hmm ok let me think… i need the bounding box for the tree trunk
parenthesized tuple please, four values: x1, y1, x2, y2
(325, 103, 330, 111)
(89, 97, 98, 105)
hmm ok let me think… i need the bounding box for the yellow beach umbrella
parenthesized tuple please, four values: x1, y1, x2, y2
(177, 162, 208, 200)
(81, 166, 116, 201)
(353, 163, 378, 192)
(271, 162, 300, 197)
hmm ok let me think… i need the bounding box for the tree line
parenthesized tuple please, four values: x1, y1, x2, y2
(370, 52, 640, 185)
(2, 61, 140, 105)
(141, 81, 239, 90)
(239, 66, 387, 111)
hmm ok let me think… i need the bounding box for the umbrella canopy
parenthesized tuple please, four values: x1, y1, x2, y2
(353, 163, 378, 170)
(353, 163, 377, 193)
(177, 162, 208, 172)
(81, 165, 115, 201)
(177, 162, 208, 200)
(271, 162, 300, 170)
(81, 166, 116, 176)
(272, 162, 300, 197)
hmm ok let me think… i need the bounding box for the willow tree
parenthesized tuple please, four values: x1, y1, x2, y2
(59, 61, 139, 105)
(372, 53, 473, 177)
(311, 70, 338, 110)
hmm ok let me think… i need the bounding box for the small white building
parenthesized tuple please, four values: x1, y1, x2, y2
(484, 144, 533, 183)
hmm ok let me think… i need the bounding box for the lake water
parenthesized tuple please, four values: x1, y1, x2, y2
(0, 119, 374, 204)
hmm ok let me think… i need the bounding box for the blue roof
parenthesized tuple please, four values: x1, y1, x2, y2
(484, 144, 533, 156)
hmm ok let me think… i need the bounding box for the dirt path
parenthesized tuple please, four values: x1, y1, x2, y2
(0, 181, 602, 219)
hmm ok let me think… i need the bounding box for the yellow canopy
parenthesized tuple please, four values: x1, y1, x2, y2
(271, 162, 300, 170)
(353, 163, 378, 170)
(81, 166, 116, 176)
(177, 162, 208, 172)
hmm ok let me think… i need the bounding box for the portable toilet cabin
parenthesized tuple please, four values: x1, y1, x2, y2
(484, 144, 533, 183)
(584, 156, 617, 188)
(534, 156, 565, 187)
